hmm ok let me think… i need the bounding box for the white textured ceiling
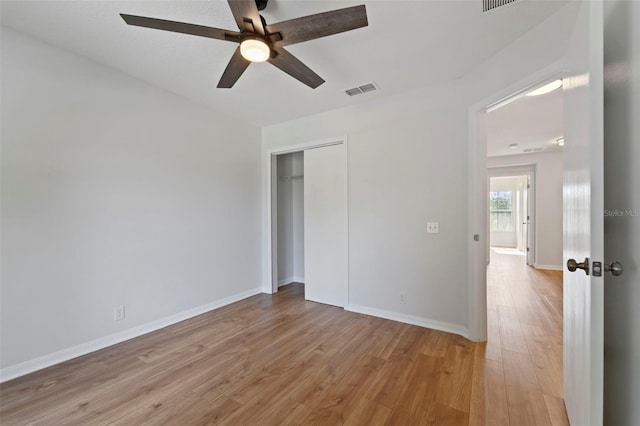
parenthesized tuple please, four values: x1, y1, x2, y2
(486, 87, 564, 157)
(1, 0, 570, 126)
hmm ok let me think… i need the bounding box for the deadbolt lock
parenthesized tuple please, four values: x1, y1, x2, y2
(592, 261, 624, 277)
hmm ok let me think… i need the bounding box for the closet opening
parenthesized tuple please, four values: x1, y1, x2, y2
(266, 138, 348, 306)
(274, 151, 305, 291)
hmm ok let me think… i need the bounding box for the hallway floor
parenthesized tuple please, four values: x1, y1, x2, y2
(470, 249, 568, 425)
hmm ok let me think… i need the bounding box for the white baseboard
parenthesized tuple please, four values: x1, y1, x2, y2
(278, 277, 293, 287)
(345, 304, 470, 340)
(278, 276, 305, 287)
(534, 263, 563, 271)
(0, 287, 262, 383)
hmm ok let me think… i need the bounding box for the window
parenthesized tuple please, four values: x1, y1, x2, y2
(490, 191, 513, 232)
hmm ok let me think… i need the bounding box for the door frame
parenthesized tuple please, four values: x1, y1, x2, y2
(466, 60, 565, 342)
(263, 136, 349, 294)
(487, 166, 536, 266)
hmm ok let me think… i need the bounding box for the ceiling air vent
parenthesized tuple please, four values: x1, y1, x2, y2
(483, 0, 518, 12)
(345, 82, 378, 96)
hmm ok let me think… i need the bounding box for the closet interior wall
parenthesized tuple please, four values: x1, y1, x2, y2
(276, 152, 305, 286)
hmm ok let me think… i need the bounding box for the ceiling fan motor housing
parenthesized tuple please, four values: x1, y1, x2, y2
(255, 0, 268, 11)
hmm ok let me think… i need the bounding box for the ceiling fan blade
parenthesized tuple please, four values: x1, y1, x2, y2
(120, 14, 241, 41)
(268, 47, 325, 89)
(265, 5, 368, 47)
(227, 0, 265, 35)
(217, 46, 251, 88)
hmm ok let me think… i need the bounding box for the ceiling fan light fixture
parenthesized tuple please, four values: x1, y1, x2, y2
(240, 39, 270, 63)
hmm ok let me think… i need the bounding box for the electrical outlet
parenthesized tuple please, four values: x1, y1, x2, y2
(114, 305, 125, 321)
(399, 292, 407, 304)
(427, 222, 440, 234)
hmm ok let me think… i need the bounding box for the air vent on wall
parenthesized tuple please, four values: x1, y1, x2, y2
(345, 82, 378, 96)
(523, 147, 544, 153)
(483, 0, 518, 12)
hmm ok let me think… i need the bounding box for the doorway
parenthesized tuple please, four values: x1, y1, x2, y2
(469, 68, 566, 418)
(488, 170, 535, 266)
(489, 175, 530, 260)
(473, 73, 567, 421)
(266, 138, 348, 308)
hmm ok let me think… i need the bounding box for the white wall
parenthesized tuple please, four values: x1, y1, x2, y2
(487, 152, 564, 269)
(261, 3, 579, 337)
(603, 1, 640, 423)
(264, 85, 471, 332)
(0, 28, 262, 374)
(276, 152, 304, 285)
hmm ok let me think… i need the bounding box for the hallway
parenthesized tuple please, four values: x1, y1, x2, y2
(470, 249, 568, 425)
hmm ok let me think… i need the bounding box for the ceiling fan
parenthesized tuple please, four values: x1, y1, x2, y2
(120, 0, 368, 89)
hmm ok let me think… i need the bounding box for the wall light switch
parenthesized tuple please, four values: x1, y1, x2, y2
(427, 222, 440, 234)
(114, 305, 125, 321)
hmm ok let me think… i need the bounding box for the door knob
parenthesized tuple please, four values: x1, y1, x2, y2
(567, 258, 589, 275)
(605, 261, 623, 276)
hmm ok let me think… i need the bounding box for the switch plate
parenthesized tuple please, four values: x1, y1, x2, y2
(427, 222, 440, 234)
(114, 305, 125, 321)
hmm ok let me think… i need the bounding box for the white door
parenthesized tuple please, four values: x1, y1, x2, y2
(304, 144, 347, 307)
(563, 1, 604, 424)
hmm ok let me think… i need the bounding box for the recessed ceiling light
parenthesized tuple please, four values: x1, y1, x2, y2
(557, 137, 565, 146)
(526, 79, 563, 97)
(509, 143, 518, 149)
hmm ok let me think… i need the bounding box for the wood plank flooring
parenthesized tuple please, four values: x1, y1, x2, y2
(0, 251, 567, 425)
(472, 249, 568, 426)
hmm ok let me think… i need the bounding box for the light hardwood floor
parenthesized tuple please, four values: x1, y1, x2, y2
(0, 251, 567, 425)
(472, 249, 567, 426)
